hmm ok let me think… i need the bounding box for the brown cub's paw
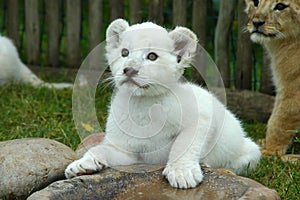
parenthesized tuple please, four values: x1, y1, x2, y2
(261, 148, 285, 157)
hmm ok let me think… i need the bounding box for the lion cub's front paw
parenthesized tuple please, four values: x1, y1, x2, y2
(162, 162, 203, 189)
(65, 155, 104, 178)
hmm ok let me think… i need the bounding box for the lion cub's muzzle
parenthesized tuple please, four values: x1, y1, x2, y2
(251, 19, 276, 37)
(120, 67, 149, 89)
(251, 19, 265, 34)
(123, 67, 138, 77)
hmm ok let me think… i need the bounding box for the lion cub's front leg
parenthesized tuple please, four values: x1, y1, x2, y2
(65, 152, 105, 178)
(265, 94, 300, 156)
(65, 143, 140, 178)
(163, 160, 203, 189)
(162, 128, 204, 189)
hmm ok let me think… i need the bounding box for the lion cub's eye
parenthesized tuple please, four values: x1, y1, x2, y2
(147, 52, 158, 61)
(121, 48, 129, 57)
(274, 3, 288, 11)
(253, 0, 259, 7)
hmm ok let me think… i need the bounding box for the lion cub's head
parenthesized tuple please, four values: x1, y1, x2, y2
(105, 19, 197, 96)
(245, 0, 300, 43)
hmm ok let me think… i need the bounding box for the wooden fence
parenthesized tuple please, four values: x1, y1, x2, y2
(1, 0, 274, 93)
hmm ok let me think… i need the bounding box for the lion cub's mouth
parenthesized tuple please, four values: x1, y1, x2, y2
(120, 77, 150, 89)
(251, 30, 277, 38)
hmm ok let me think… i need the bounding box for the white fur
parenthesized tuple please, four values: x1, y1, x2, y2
(0, 35, 73, 89)
(65, 19, 261, 189)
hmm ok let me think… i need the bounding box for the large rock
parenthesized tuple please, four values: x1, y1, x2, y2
(0, 138, 77, 199)
(28, 165, 280, 200)
(225, 89, 274, 123)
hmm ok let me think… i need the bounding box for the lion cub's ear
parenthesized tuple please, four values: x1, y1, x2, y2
(106, 19, 129, 50)
(169, 27, 198, 65)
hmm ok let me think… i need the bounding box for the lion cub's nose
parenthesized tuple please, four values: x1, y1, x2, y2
(123, 67, 138, 76)
(252, 20, 265, 28)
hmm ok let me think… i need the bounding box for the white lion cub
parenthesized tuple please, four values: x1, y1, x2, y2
(65, 19, 261, 189)
(0, 35, 73, 89)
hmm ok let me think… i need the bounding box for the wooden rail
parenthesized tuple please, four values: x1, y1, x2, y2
(2, 0, 270, 92)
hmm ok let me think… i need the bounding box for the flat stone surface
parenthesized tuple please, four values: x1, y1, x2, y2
(28, 165, 280, 200)
(0, 138, 77, 199)
(225, 89, 274, 123)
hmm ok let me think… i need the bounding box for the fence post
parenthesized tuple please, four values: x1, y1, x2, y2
(130, 0, 142, 24)
(214, 0, 237, 88)
(7, 0, 20, 49)
(25, 0, 40, 65)
(149, 0, 164, 25)
(192, 0, 207, 85)
(89, 0, 102, 50)
(110, 0, 124, 21)
(235, 0, 252, 90)
(173, 0, 186, 26)
(192, 0, 207, 47)
(66, 0, 81, 68)
(45, 0, 61, 67)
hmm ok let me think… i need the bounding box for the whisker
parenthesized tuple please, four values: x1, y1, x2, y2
(101, 77, 113, 84)
(242, 26, 250, 33)
(99, 74, 117, 91)
(276, 31, 286, 39)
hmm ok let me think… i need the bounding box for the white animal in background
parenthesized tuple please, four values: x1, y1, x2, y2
(0, 35, 73, 89)
(65, 19, 261, 189)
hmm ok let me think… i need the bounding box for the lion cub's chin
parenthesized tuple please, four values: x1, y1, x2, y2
(250, 33, 272, 44)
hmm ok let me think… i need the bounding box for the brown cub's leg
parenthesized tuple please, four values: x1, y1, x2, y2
(265, 92, 300, 156)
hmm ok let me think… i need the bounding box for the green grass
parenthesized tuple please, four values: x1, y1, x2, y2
(248, 156, 299, 199)
(0, 85, 299, 199)
(0, 85, 79, 149)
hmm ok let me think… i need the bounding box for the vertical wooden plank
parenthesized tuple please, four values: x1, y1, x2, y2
(7, 0, 20, 49)
(130, 0, 142, 24)
(260, 51, 275, 95)
(45, 0, 60, 67)
(173, 0, 186, 26)
(25, 0, 40, 65)
(110, 0, 124, 21)
(66, 0, 81, 68)
(192, 0, 207, 85)
(148, 0, 164, 25)
(89, 0, 102, 50)
(235, 0, 252, 90)
(214, 0, 237, 87)
(192, 0, 207, 47)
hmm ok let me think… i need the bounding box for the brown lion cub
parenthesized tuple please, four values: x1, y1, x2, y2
(244, 0, 300, 156)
